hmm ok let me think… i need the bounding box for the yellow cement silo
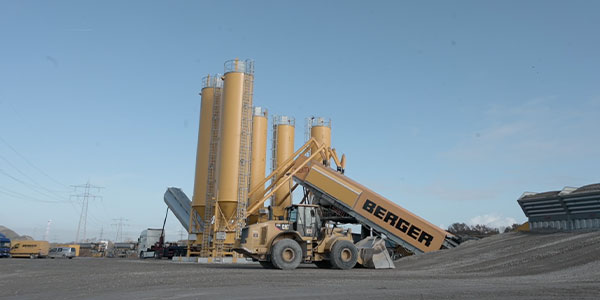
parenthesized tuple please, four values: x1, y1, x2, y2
(249, 107, 268, 217)
(191, 75, 222, 224)
(215, 59, 254, 240)
(272, 115, 295, 219)
(309, 117, 332, 164)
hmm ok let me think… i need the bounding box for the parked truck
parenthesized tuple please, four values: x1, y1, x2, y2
(137, 228, 163, 258)
(0, 233, 10, 258)
(138, 208, 187, 259)
(10, 240, 50, 258)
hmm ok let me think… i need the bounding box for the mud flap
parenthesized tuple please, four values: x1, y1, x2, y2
(355, 237, 395, 269)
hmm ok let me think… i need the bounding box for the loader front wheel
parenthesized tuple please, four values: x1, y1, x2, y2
(271, 239, 302, 270)
(330, 240, 358, 270)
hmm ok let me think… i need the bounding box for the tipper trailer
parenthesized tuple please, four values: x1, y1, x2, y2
(234, 139, 459, 270)
(9, 240, 49, 258)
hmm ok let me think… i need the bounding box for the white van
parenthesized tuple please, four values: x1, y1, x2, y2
(48, 247, 76, 259)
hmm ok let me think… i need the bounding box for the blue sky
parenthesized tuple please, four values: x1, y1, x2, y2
(1, 1, 598, 242)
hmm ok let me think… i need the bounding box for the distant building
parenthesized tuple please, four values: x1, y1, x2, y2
(518, 183, 600, 231)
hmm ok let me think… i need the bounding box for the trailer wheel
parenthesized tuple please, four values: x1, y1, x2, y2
(330, 240, 358, 270)
(259, 260, 275, 269)
(271, 239, 302, 270)
(313, 260, 332, 269)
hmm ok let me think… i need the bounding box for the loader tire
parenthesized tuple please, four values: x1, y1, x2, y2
(259, 260, 275, 269)
(330, 240, 358, 270)
(271, 239, 302, 270)
(313, 260, 332, 269)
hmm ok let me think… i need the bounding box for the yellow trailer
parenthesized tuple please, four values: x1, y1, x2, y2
(10, 241, 50, 258)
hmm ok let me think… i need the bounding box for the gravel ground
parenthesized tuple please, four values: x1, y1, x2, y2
(0, 232, 599, 300)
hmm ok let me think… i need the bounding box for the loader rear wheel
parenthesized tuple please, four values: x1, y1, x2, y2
(271, 239, 302, 270)
(330, 240, 358, 270)
(259, 260, 275, 269)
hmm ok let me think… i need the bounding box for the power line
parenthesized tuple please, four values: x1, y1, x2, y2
(0, 185, 70, 204)
(0, 153, 69, 195)
(0, 168, 71, 203)
(0, 135, 69, 188)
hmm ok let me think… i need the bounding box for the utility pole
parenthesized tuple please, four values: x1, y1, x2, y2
(112, 218, 129, 243)
(99, 225, 104, 241)
(71, 181, 104, 243)
(44, 220, 52, 241)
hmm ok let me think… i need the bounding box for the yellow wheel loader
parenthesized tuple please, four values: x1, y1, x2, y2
(235, 138, 459, 270)
(234, 204, 368, 270)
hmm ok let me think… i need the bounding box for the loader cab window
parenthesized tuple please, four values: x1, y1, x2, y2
(291, 206, 320, 237)
(288, 208, 297, 222)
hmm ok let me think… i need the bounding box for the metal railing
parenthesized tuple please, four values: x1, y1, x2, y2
(310, 116, 331, 128)
(273, 115, 295, 126)
(224, 59, 254, 75)
(253, 106, 268, 118)
(201, 74, 223, 89)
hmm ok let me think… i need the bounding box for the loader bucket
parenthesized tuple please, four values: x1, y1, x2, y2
(355, 236, 395, 269)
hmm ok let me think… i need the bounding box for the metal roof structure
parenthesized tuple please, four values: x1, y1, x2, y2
(518, 183, 600, 231)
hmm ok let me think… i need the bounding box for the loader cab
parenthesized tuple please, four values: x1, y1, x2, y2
(286, 204, 322, 238)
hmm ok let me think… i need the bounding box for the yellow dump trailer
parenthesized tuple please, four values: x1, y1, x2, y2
(10, 241, 50, 258)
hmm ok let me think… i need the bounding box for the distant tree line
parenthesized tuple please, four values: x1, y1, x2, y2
(447, 222, 521, 239)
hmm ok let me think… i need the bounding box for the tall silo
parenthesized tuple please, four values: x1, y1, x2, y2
(215, 59, 254, 248)
(309, 117, 332, 164)
(249, 107, 268, 222)
(271, 115, 295, 219)
(190, 75, 222, 238)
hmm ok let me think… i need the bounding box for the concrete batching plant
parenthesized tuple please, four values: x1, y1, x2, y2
(162, 58, 458, 267)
